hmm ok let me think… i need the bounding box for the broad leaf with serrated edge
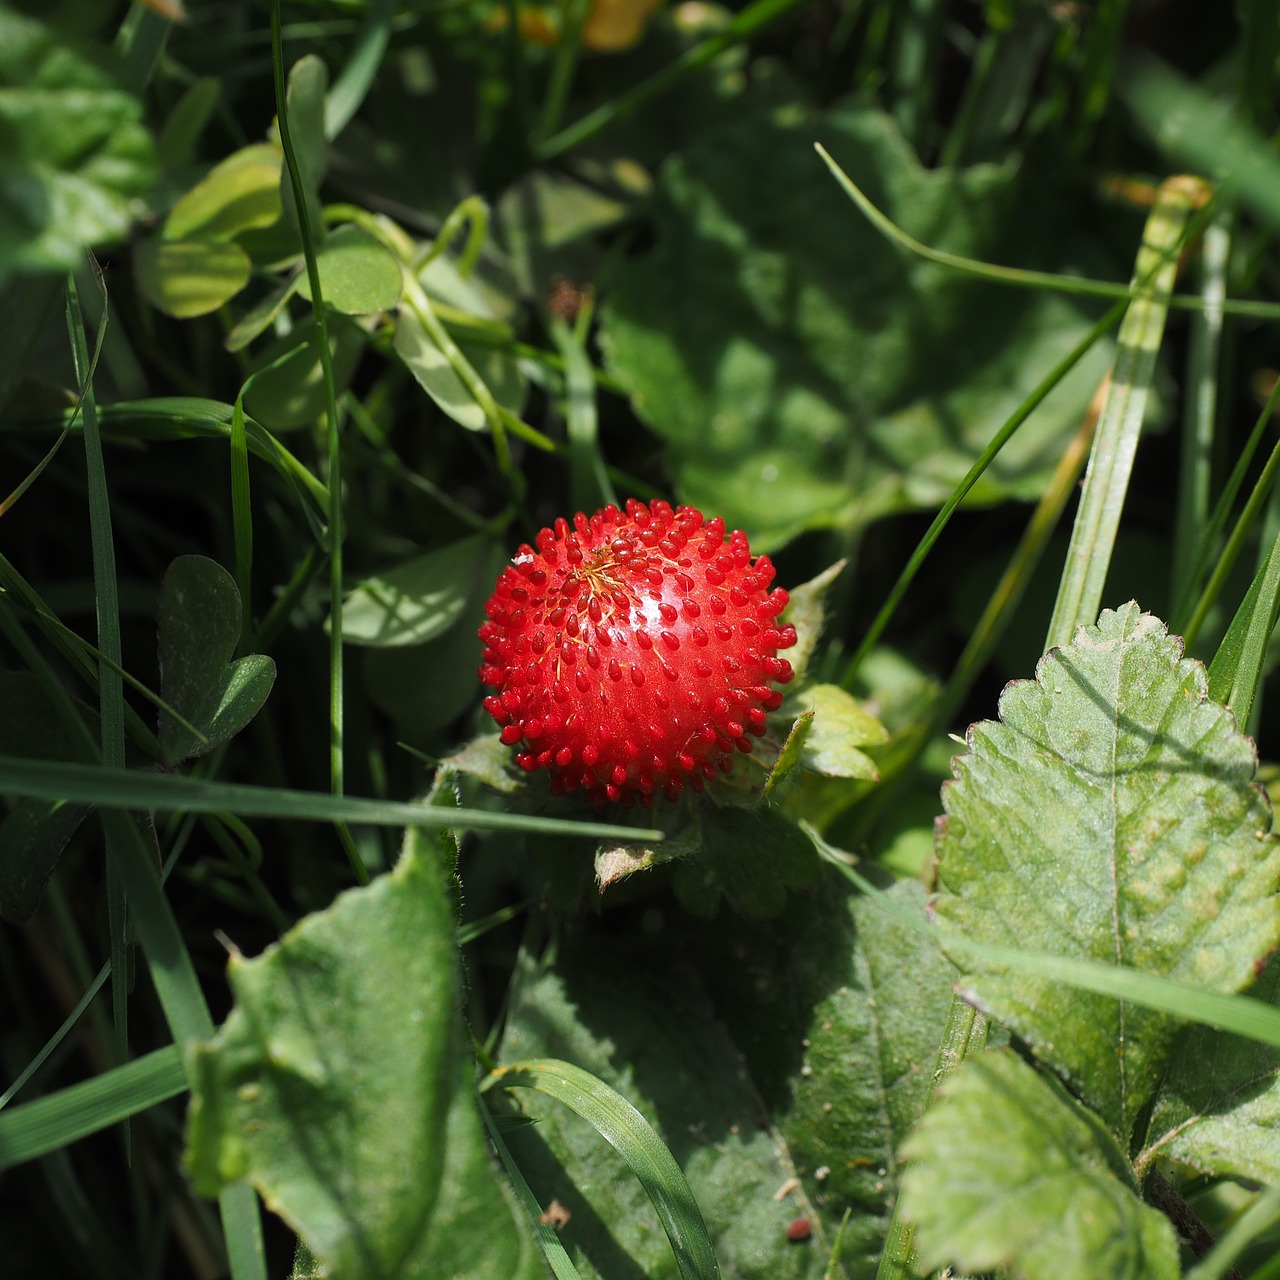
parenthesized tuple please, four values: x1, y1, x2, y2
(934, 603, 1280, 1140)
(898, 1050, 1179, 1280)
(185, 828, 544, 1280)
(1141, 958, 1280, 1183)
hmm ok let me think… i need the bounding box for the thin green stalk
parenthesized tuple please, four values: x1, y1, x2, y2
(270, 0, 367, 885)
(538, 0, 592, 145)
(229, 395, 254, 652)
(840, 299, 1124, 690)
(816, 146, 1279, 321)
(65, 270, 130, 1151)
(1045, 177, 1204, 649)
(536, 0, 811, 161)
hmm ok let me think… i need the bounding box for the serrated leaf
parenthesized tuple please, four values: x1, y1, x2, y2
(778, 560, 844, 687)
(157, 556, 275, 766)
(134, 237, 252, 318)
(934, 603, 1280, 1139)
(163, 144, 282, 242)
(791, 684, 886, 781)
(394, 306, 527, 432)
(1143, 958, 1280, 1183)
(600, 105, 1112, 551)
(341, 535, 495, 646)
(185, 829, 545, 1280)
(0, 10, 155, 283)
(295, 224, 402, 314)
(898, 1049, 1179, 1280)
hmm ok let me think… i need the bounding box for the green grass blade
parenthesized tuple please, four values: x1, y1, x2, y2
(323, 0, 392, 139)
(0, 1046, 186, 1173)
(1045, 177, 1201, 649)
(480, 1098, 584, 1280)
(0, 960, 110, 1111)
(549, 311, 615, 513)
(809, 827, 1280, 1051)
(485, 1058, 721, 1280)
(1172, 216, 1230, 605)
(1183, 397, 1280, 651)
(0, 754, 661, 842)
(65, 269, 131, 1134)
(1206, 528, 1280, 726)
(816, 145, 1278, 320)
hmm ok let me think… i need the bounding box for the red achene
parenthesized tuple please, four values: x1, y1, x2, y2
(478, 499, 797, 805)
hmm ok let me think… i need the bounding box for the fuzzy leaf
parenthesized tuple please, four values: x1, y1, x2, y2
(898, 1050, 1179, 1280)
(185, 829, 544, 1280)
(594, 816, 701, 892)
(157, 556, 275, 766)
(1143, 959, 1280, 1183)
(672, 804, 820, 918)
(934, 603, 1280, 1139)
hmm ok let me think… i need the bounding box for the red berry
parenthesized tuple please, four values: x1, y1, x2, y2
(478, 499, 796, 806)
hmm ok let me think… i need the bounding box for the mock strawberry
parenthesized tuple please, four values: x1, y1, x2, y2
(478, 499, 796, 805)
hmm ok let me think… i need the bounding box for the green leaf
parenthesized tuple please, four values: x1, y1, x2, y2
(295, 224, 402, 314)
(0, 10, 155, 282)
(163, 144, 283, 242)
(341, 535, 496, 646)
(789, 684, 886, 780)
(134, 237, 252, 318)
(156, 556, 276, 767)
(0, 1046, 185, 1173)
(157, 76, 220, 174)
(934, 603, 1280, 1139)
(600, 104, 1111, 551)
(1143, 959, 1280, 1183)
(394, 306, 528, 432)
(897, 1049, 1179, 1280)
(496, 941, 825, 1280)
(672, 804, 820, 918)
(185, 828, 545, 1280)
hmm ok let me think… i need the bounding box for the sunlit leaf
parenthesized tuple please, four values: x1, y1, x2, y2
(898, 1050, 1179, 1280)
(186, 829, 546, 1280)
(163, 144, 283, 242)
(934, 603, 1280, 1139)
(134, 237, 251, 318)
